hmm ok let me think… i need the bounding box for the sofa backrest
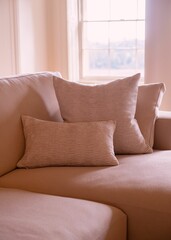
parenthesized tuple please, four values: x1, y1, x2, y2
(0, 72, 63, 177)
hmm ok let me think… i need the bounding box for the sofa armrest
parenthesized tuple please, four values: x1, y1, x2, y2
(154, 111, 171, 149)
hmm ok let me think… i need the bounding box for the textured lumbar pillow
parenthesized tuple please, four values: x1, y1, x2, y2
(136, 83, 166, 148)
(53, 74, 152, 154)
(17, 116, 118, 168)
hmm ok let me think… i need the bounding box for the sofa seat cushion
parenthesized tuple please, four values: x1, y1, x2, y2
(0, 188, 126, 240)
(1, 151, 171, 240)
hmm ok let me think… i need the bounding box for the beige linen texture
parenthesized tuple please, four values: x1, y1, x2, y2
(136, 83, 166, 148)
(0, 188, 126, 240)
(0, 72, 63, 176)
(17, 116, 118, 168)
(53, 74, 152, 154)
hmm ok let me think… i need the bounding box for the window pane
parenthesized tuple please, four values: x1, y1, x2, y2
(82, 0, 145, 21)
(79, 0, 146, 81)
(109, 22, 137, 48)
(82, 49, 145, 78)
(110, 0, 145, 20)
(137, 21, 145, 43)
(110, 49, 136, 70)
(82, 50, 110, 76)
(137, 0, 145, 19)
(82, 0, 110, 21)
(82, 22, 109, 49)
(110, 0, 138, 20)
(137, 50, 144, 70)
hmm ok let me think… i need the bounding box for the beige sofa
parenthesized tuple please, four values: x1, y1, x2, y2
(0, 72, 171, 240)
(0, 188, 126, 240)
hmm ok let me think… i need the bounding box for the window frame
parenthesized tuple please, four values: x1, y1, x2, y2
(67, 0, 145, 83)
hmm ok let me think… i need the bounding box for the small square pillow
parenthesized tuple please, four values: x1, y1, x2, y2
(17, 116, 118, 168)
(53, 74, 152, 154)
(136, 83, 166, 148)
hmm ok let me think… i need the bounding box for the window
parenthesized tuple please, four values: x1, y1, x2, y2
(78, 0, 145, 83)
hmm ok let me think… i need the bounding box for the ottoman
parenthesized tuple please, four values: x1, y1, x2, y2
(0, 188, 126, 240)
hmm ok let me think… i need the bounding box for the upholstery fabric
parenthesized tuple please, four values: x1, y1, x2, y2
(0, 72, 63, 177)
(17, 116, 118, 168)
(1, 151, 171, 240)
(53, 75, 152, 154)
(0, 188, 126, 240)
(136, 83, 166, 147)
(154, 111, 171, 149)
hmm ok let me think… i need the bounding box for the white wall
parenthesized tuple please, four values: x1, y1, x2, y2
(0, 0, 68, 78)
(46, 0, 68, 79)
(17, 0, 48, 73)
(0, 0, 16, 76)
(17, 0, 68, 78)
(145, 0, 171, 110)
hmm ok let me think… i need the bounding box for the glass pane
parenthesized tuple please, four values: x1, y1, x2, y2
(82, 50, 110, 76)
(137, 21, 145, 43)
(82, 22, 109, 49)
(137, 0, 146, 19)
(82, 0, 145, 21)
(110, 49, 136, 70)
(80, 0, 145, 80)
(109, 22, 137, 48)
(137, 50, 144, 70)
(82, 0, 110, 21)
(110, 0, 138, 20)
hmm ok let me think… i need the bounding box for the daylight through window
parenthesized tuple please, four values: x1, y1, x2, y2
(79, 0, 145, 82)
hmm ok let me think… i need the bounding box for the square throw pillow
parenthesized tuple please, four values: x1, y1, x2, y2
(17, 116, 118, 168)
(53, 74, 152, 154)
(136, 83, 166, 148)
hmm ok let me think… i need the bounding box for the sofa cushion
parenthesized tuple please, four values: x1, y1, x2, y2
(154, 111, 171, 150)
(53, 75, 152, 154)
(136, 83, 165, 148)
(1, 151, 171, 240)
(17, 116, 118, 168)
(0, 72, 63, 177)
(0, 188, 126, 240)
